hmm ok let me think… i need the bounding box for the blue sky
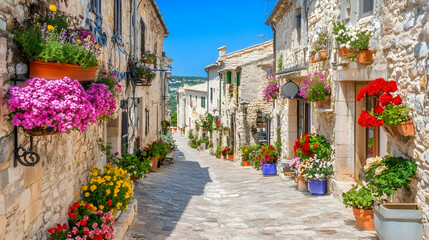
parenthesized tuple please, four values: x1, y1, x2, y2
(157, 0, 276, 77)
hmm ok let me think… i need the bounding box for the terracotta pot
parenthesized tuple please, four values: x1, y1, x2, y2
(242, 161, 251, 166)
(226, 154, 234, 161)
(315, 96, 331, 109)
(145, 170, 150, 174)
(352, 208, 375, 231)
(296, 175, 308, 192)
(256, 122, 266, 127)
(130, 175, 140, 182)
(217, 154, 221, 159)
(24, 127, 59, 136)
(150, 157, 158, 172)
(30, 60, 99, 81)
(357, 50, 374, 64)
(160, 160, 165, 166)
(397, 120, 415, 137)
(317, 49, 328, 60)
(382, 124, 401, 137)
(309, 52, 317, 63)
(269, 98, 275, 102)
(338, 47, 352, 57)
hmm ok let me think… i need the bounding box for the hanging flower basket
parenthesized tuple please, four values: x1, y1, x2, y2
(256, 122, 266, 127)
(357, 50, 374, 64)
(24, 126, 59, 137)
(30, 60, 99, 81)
(381, 124, 401, 137)
(310, 50, 329, 63)
(315, 96, 331, 109)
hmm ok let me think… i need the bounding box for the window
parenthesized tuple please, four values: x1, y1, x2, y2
(121, 100, 128, 151)
(113, 0, 122, 42)
(236, 72, 241, 86)
(359, 0, 374, 18)
(140, 19, 145, 56)
(190, 95, 192, 104)
(145, 108, 149, 136)
(296, 12, 302, 43)
(210, 88, 213, 102)
(90, 0, 102, 17)
(297, 99, 311, 138)
(365, 96, 379, 158)
(201, 97, 206, 108)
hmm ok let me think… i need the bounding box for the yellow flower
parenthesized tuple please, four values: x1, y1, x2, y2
(116, 202, 123, 209)
(77, 39, 81, 43)
(114, 188, 120, 195)
(105, 176, 111, 181)
(47, 25, 55, 32)
(99, 205, 104, 210)
(109, 182, 114, 186)
(113, 193, 118, 197)
(81, 185, 88, 191)
(106, 189, 111, 195)
(95, 45, 99, 49)
(85, 192, 90, 197)
(90, 185, 97, 192)
(49, 5, 57, 12)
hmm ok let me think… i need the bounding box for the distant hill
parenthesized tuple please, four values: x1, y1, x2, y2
(168, 76, 207, 113)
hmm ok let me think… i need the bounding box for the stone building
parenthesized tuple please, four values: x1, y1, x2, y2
(0, 0, 169, 239)
(205, 41, 273, 159)
(176, 83, 208, 135)
(266, 0, 429, 235)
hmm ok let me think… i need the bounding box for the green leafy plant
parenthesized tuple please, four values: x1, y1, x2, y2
(201, 113, 214, 132)
(228, 83, 234, 98)
(275, 140, 282, 154)
(208, 142, 213, 148)
(332, 20, 351, 46)
(277, 54, 283, 71)
(161, 120, 171, 135)
(342, 180, 376, 210)
(250, 125, 257, 133)
(216, 145, 222, 156)
(134, 64, 156, 81)
(141, 50, 157, 64)
(301, 155, 334, 180)
(188, 130, 194, 140)
(380, 104, 410, 126)
(364, 155, 417, 200)
(311, 30, 328, 53)
(350, 29, 371, 52)
(299, 72, 331, 102)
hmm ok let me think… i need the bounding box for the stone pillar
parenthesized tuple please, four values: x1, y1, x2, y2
(334, 81, 355, 181)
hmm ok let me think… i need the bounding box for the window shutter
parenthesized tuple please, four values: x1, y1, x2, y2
(226, 71, 231, 84)
(140, 19, 146, 54)
(236, 72, 240, 86)
(118, 0, 122, 36)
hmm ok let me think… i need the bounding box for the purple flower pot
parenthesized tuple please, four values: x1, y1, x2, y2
(308, 179, 327, 196)
(262, 163, 276, 176)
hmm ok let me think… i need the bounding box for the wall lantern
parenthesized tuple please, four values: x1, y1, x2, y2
(281, 80, 300, 99)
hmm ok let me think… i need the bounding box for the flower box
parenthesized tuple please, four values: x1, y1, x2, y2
(374, 203, 422, 240)
(256, 122, 266, 127)
(357, 50, 374, 64)
(310, 50, 328, 63)
(338, 47, 352, 57)
(397, 120, 415, 136)
(30, 60, 98, 82)
(25, 127, 59, 137)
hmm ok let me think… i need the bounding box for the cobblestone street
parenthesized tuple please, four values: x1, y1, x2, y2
(125, 134, 377, 240)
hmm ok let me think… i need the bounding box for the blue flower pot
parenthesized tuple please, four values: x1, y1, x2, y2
(308, 179, 327, 196)
(262, 163, 276, 175)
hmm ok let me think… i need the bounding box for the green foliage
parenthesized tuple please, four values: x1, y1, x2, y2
(199, 136, 209, 144)
(216, 145, 222, 155)
(171, 112, 177, 126)
(311, 30, 328, 53)
(275, 140, 282, 153)
(342, 180, 376, 210)
(379, 104, 411, 126)
(364, 155, 417, 199)
(12, 25, 43, 60)
(277, 54, 283, 71)
(188, 130, 194, 140)
(161, 120, 171, 135)
(350, 30, 371, 51)
(134, 65, 156, 81)
(141, 50, 157, 64)
(208, 142, 213, 148)
(200, 113, 214, 132)
(190, 141, 199, 149)
(145, 141, 168, 159)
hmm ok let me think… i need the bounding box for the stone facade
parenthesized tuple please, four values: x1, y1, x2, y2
(0, 0, 169, 239)
(176, 83, 208, 136)
(266, 0, 429, 236)
(205, 41, 273, 159)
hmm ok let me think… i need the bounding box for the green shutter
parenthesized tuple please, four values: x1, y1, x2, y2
(226, 71, 231, 84)
(236, 72, 240, 86)
(201, 97, 205, 108)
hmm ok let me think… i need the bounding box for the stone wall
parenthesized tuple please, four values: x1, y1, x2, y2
(0, 0, 168, 239)
(268, 0, 429, 236)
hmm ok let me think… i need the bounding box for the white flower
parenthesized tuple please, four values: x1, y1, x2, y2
(340, 44, 346, 48)
(346, 43, 351, 49)
(375, 166, 387, 175)
(315, 174, 320, 179)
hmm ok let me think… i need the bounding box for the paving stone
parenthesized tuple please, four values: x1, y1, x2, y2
(125, 134, 378, 240)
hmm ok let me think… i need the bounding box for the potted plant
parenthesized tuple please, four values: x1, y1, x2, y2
(363, 155, 420, 240)
(357, 78, 414, 137)
(141, 50, 157, 64)
(342, 180, 377, 231)
(239, 146, 252, 166)
(299, 72, 331, 108)
(223, 126, 230, 135)
(208, 141, 214, 153)
(201, 114, 214, 133)
(228, 83, 234, 98)
(332, 20, 352, 57)
(256, 144, 278, 175)
(216, 145, 222, 159)
(263, 74, 280, 102)
(199, 136, 209, 150)
(8, 77, 117, 136)
(134, 63, 156, 85)
(292, 133, 330, 191)
(301, 155, 334, 195)
(250, 125, 257, 134)
(349, 29, 373, 64)
(256, 117, 267, 127)
(249, 147, 261, 170)
(310, 30, 329, 63)
(222, 146, 233, 160)
(13, 5, 99, 81)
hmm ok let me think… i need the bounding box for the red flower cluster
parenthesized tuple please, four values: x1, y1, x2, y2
(221, 147, 232, 155)
(293, 133, 316, 158)
(356, 78, 404, 127)
(48, 224, 67, 234)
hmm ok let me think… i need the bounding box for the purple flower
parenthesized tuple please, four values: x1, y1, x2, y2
(114, 152, 119, 157)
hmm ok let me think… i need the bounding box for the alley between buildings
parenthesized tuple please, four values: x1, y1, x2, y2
(125, 134, 377, 240)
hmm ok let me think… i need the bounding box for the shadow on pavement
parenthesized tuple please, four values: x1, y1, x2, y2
(126, 147, 212, 240)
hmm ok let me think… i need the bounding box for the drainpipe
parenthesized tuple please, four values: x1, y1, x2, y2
(129, 0, 133, 57)
(134, 0, 138, 55)
(206, 69, 209, 114)
(270, 23, 277, 74)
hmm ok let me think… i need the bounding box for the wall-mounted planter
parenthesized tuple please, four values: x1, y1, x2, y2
(357, 50, 374, 64)
(24, 127, 59, 137)
(256, 122, 267, 127)
(314, 96, 331, 109)
(30, 60, 98, 81)
(397, 120, 415, 136)
(374, 203, 422, 240)
(310, 49, 329, 63)
(338, 47, 352, 57)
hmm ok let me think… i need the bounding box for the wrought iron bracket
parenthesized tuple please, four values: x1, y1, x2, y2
(14, 126, 40, 167)
(11, 76, 41, 167)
